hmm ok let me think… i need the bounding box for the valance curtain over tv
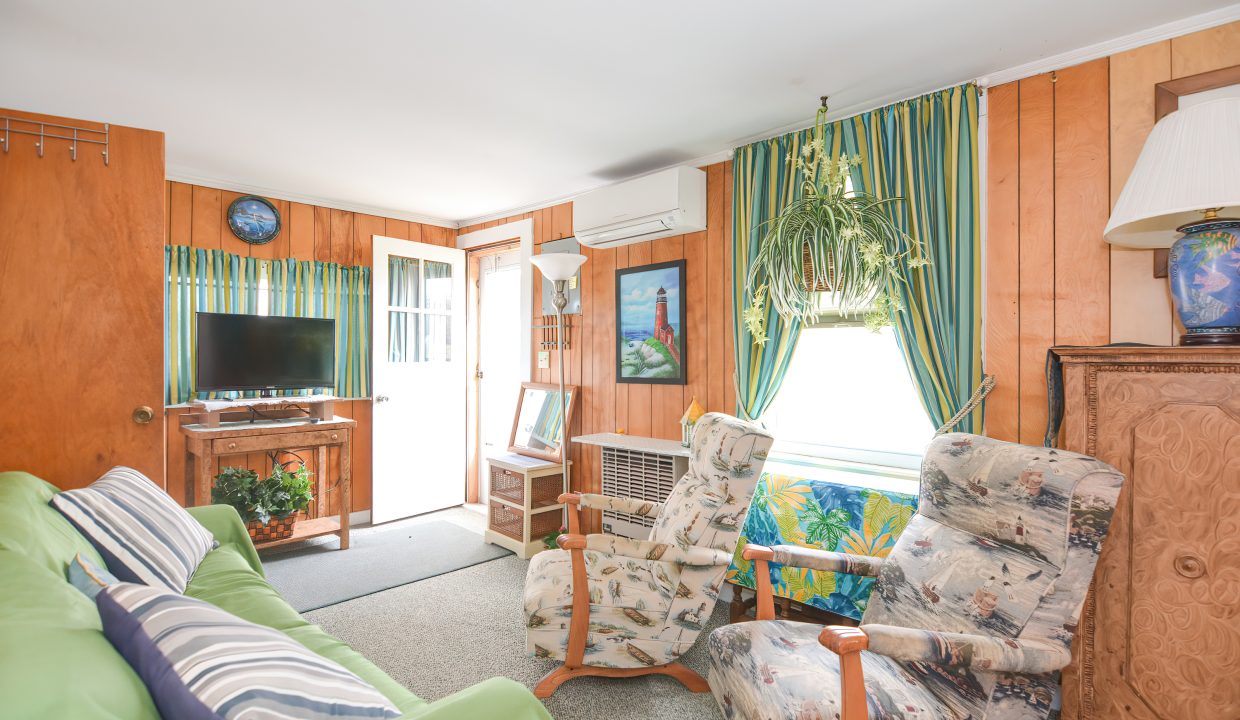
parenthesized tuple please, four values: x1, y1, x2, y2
(164, 246, 371, 404)
(731, 83, 982, 431)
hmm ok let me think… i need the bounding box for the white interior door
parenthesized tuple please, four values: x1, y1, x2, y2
(477, 250, 522, 500)
(372, 236, 466, 523)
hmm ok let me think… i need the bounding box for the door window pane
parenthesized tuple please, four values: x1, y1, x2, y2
(423, 314, 452, 362)
(424, 260, 453, 311)
(388, 311, 420, 363)
(389, 257, 421, 308)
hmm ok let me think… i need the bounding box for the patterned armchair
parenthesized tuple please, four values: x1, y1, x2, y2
(707, 433, 1125, 720)
(524, 413, 774, 698)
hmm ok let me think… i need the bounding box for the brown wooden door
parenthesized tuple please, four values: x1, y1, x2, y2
(0, 109, 166, 489)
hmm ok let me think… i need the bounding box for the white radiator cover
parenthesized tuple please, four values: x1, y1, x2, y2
(599, 446, 688, 539)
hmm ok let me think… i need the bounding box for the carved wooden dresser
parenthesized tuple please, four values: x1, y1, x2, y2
(1053, 347, 1240, 720)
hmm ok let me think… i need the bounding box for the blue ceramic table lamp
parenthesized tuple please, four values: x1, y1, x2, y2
(1106, 97, 1240, 345)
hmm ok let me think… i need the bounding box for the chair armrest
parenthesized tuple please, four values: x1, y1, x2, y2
(769, 545, 885, 577)
(560, 533, 731, 566)
(186, 504, 264, 578)
(863, 624, 1072, 674)
(818, 626, 869, 720)
(560, 492, 663, 517)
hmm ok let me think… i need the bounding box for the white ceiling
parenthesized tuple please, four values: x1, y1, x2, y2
(2, 1, 1237, 225)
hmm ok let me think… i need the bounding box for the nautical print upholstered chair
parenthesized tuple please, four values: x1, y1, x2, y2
(524, 413, 774, 698)
(707, 433, 1125, 720)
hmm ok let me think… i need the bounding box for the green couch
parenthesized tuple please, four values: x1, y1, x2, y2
(0, 471, 551, 720)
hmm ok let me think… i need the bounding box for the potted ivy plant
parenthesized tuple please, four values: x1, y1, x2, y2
(743, 98, 928, 341)
(212, 461, 313, 543)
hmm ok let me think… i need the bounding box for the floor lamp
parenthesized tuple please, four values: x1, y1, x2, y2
(529, 252, 587, 499)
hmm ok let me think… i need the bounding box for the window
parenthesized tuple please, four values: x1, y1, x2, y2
(761, 322, 934, 472)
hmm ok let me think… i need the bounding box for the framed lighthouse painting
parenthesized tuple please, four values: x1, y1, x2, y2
(616, 260, 686, 385)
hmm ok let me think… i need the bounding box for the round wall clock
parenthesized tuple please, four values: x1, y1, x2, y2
(226, 195, 282, 245)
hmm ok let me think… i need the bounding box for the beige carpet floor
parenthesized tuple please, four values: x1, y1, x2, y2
(305, 554, 726, 720)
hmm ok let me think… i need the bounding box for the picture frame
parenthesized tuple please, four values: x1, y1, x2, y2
(615, 259, 687, 385)
(508, 381, 579, 463)
(226, 195, 282, 245)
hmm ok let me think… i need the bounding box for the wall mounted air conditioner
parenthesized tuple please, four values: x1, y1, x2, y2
(599, 447, 688, 540)
(573, 166, 706, 249)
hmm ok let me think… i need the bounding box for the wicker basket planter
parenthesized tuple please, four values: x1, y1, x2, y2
(246, 515, 297, 543)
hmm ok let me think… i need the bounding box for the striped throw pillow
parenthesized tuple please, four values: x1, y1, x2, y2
(50, 466, 216, 592)
(98, 583, 401, 720)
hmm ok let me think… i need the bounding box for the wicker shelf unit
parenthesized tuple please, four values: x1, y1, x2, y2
(483, 452, 569, 559)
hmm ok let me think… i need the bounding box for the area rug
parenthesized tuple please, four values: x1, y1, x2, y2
(261, 521, 511, 611)
(306, 555, 726, 720)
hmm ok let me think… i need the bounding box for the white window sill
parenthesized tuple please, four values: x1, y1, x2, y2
(764, 450, 921, 497)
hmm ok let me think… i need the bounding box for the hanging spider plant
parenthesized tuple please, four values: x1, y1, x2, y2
(743, 100, 928, 342)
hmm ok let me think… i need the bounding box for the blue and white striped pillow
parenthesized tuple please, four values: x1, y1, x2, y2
(98, 583, 401, 720)
(50, 466, 216, 592)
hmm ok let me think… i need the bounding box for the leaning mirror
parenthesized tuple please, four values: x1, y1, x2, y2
(509, 382, 579, 463)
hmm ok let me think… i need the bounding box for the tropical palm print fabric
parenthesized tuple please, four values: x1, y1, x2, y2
(524, 413, 774, 669)
(726, 474, 917, 620)
(708, 433, 1124, 720)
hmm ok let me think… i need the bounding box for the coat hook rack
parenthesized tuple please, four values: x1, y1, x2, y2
(1, 116, 110, 166)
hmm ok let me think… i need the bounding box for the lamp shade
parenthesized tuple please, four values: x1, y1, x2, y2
(530, 253, 587, 282)
(1105, 97, 1240, 248)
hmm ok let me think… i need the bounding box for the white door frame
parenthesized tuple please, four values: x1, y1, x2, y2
(457, 218, 533, 383)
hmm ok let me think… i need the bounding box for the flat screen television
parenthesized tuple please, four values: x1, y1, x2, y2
(196, 312, 335, 393)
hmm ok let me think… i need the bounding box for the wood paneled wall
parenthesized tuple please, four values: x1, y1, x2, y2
(458, 161, 737, 532)
(985, 59, 1112, 444)
(163, 181, 456, 513)
(985, 20, 1240, 444)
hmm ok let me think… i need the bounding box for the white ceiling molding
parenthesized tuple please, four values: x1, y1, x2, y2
(981, 2, 1240, 87)
(165, 166, 459, 229)
(456, 148, 733, 229)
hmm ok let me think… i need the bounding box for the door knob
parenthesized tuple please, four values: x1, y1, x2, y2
(375, 395, 390, 403)
(132, 406, 154, 424)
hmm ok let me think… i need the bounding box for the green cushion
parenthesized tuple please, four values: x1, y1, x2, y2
(0, 471, 105, 574)
(0, 474, 550, 720)
(0, 549, 159, 720)
(184, 540, 425, 715)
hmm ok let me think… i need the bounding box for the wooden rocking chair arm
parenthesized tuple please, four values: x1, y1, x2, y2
(768, 545, 885, 577)
(862, 624, 1072, 674)
(583, 534, 733, 566)
(555, 533, 588, 550)
(561, 492, 665, 517)
(819, 626, 870, 720)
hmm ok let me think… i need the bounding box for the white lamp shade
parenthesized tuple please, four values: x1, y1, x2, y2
(1105, 97, 1240, 248)
(530, 253, 587, 282)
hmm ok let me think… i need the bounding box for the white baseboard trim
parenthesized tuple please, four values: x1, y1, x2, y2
(349, 509, 371, 527)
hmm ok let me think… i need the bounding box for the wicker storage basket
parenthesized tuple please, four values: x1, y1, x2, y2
(490, 465, 563, 508)
(488, 500, 561, 542)
(246, 515, 297, 543)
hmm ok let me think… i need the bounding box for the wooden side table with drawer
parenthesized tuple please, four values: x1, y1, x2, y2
(483, 452, 569, 559)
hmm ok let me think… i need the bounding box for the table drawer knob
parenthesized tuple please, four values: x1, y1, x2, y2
(227, 442, 237, 450)
(330, 433, 339, 441)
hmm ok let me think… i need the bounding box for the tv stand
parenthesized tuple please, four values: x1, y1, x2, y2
(179, 396, 351, 551)
(188, 394, 336, 428)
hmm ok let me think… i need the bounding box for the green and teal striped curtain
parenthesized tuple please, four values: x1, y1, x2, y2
(839, 84, 983, 432)
(164, 246, 371, 404)
(732, 83, 982, 431)
(732, 118, 846, 421)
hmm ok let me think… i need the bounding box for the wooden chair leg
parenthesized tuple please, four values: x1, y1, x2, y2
(534, 662, 710, 699)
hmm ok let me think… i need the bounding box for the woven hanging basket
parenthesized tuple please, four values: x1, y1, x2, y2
(802, 246, 837, 292)
(246, 515, 297, 543)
